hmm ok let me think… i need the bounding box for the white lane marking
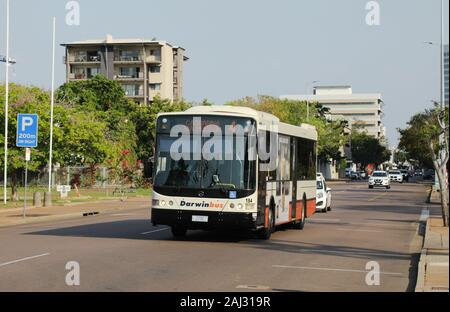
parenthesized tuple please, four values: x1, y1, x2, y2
(336, 228, 383, 233)
(420, 209, 430, 222)
(283, 248, 401, 258)
(427, 262, 449, 267)
(272, 265, 403, 276)
(236, 285, 271, 290)
(111, 213, 137, 217)
(141, 228, 169, 235)
(0, 253, 50, 268)
(310, 218, 341, 223)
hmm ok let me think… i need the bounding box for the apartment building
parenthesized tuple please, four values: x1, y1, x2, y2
(281, 86, 386, 139)
(61, 35, 188, 104)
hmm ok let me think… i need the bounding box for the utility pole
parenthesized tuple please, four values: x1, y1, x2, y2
(305, 80, 320, 122)
(3, 0, 10, 205)
(48, 17, 56, 193)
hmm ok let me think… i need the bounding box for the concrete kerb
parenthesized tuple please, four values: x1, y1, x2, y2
(0, 196, 151, 229)
(415, 219, 431, 292)
(0, 206, 131, 229)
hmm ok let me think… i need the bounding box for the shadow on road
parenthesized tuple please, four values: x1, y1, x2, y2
(25, 219, 251, 243)
(248, 239, 412, 261)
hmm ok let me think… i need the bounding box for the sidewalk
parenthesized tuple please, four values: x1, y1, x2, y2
(0, 196, 150, 228)
(429, 188, 442, 204)
(416, 216, 449, 292)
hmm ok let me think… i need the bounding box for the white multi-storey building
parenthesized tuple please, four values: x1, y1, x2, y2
(281, 85, 386, 139)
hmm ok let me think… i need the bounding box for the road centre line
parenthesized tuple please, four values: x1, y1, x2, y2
(336, 228, 383, 233)
(282, 248, 404, 258)
(0, 253, 50, 268)
(141, 228, 169, 235)
(368, 192, 388, 202)
(272, 265, 403, 276)
(309, 218, 341, 223)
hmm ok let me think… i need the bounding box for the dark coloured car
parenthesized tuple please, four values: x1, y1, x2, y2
(423, 169, 435, 180)
(400, 169, 409, 182)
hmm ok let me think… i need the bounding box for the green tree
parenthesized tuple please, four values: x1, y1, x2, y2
(0, 83, 114, 200)
(56, 76, 139, 177)
(56, 75, 131, 112)
(351, 131, 391, 169)
(398, 104, 449, 226)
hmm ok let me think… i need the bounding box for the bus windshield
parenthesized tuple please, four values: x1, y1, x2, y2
(153, 116, 257, 197)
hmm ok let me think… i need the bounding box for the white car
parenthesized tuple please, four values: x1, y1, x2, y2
(368, 171, 391, 189)
(316, 176, 332, 212)
(388, 170, 404, 183)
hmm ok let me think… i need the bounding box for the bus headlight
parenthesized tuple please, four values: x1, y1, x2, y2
(229, 203, 235, 209)
(160, 200, 166, 207)
(168, 201, 174, 206)
(237, 203, 243, 210)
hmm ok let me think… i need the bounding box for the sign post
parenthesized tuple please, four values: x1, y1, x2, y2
(16, 114, 38, 218)
(23, 148, 30, 218)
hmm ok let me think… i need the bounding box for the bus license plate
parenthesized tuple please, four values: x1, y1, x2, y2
(192, 215, 208, 222)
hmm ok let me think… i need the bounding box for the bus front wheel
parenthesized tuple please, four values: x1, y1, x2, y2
(171, 226, 187, 238)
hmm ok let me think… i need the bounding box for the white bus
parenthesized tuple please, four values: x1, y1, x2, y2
(151, 106, 317, 239)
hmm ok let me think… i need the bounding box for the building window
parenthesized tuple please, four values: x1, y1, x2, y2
(149, 66, 160, 73)
(117, 50, 140, 61)
(123, 85, 140, 96)
(87, 67, 100, 78)
(73, 67, 86, 79)
(119, 67, 140, 78)
(150, 83, 161, 91)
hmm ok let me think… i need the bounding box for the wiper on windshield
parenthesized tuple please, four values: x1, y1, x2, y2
(209, 174, 236, 193)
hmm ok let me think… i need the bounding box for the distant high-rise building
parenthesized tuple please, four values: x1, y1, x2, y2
(61, 35, 188, 104)
(444, 44, 449, 105)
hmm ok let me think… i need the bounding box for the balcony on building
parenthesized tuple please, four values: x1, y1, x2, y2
(69, 67, 101, 80)
(114, 50, 143, 64)
(66, 51, 101, 64)
(115, 67, 144, 81)
(145, 48, 162, 63)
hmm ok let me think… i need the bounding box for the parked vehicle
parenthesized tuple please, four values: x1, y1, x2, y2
(423, 169, 435, 180)
(359, 171, 367, 179)
(316, 175, 332, 212)
(350, 171, 360, 180)
(399, 169, 409, 182)
(368, 171, 391, 189)
(414, 169, 423, 177)
(388, 170, 404, 183)
(345, 168, 352, 178)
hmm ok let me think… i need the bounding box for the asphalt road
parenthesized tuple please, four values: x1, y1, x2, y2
(0, 182, 437, 292)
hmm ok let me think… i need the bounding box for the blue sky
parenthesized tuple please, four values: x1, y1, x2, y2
(0, 0, 448, 147)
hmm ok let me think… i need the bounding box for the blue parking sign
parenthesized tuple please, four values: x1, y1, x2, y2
(16, 114, 38, 148)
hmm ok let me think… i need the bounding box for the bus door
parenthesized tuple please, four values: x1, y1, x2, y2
(276, 136, 291, 224)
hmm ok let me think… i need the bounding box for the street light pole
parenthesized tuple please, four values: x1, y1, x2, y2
(48, 17, 56, 193)
(3, 0, 10, 205)
(305, 80, 320, 122)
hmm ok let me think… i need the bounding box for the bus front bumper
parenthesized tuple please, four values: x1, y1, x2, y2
(151, 208, 258, 230)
